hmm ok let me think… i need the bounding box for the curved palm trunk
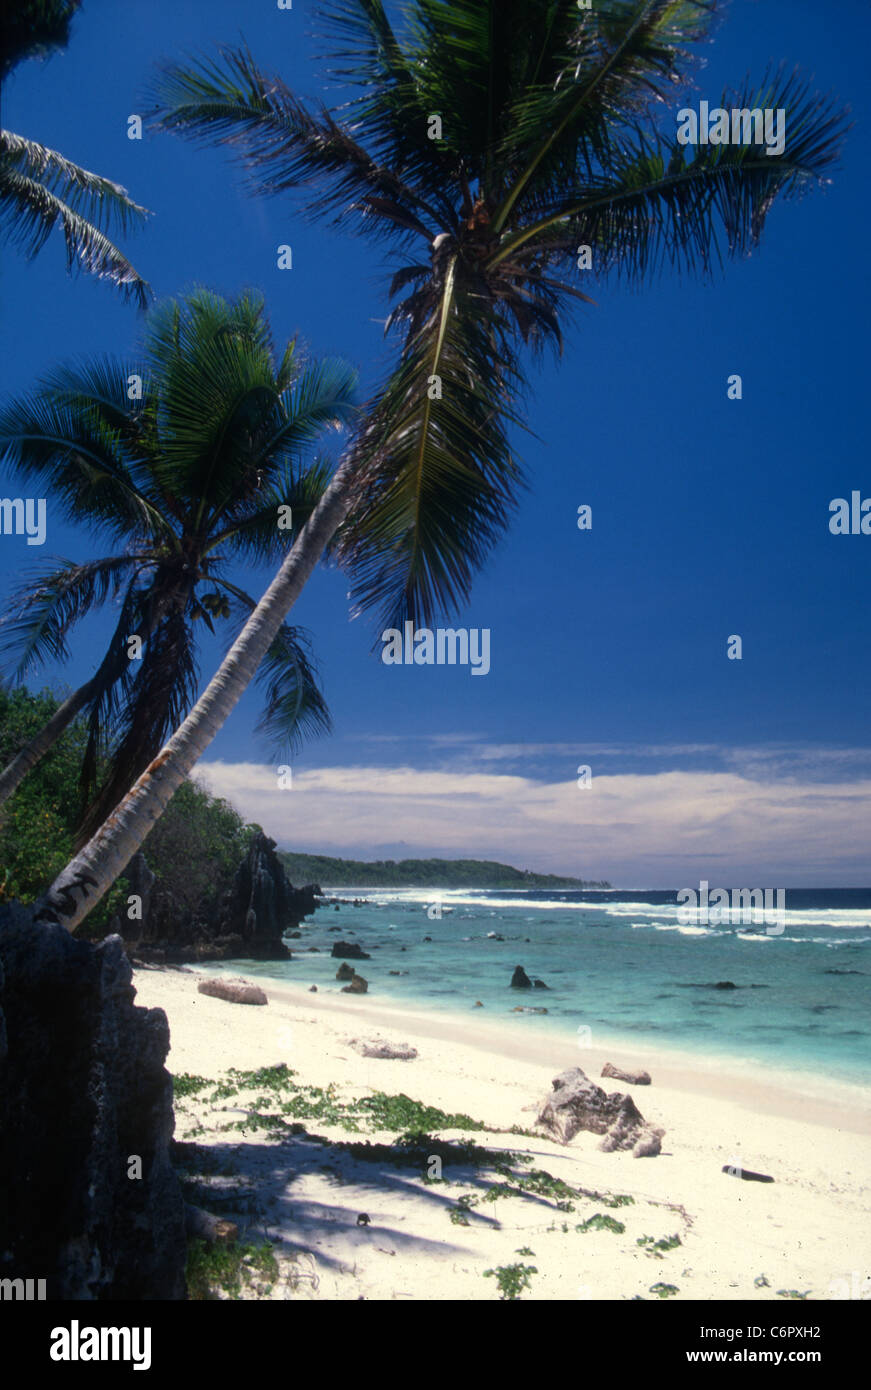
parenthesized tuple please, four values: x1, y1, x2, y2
(36, 457, 355, 933)
(0, 677, 99, 807)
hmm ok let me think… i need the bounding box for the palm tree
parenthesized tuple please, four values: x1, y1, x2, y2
(0, 0, 149, 304)
(36, 0, 848, 931)
(0, 288, 358, 839)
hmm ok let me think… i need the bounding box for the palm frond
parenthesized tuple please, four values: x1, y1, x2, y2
(149, 43, 444, 242)
(0, 366, 171, 543)
(491, 68, 849, 281)
(336, 255, 525, 630)
(254, 623, 332, 756)
(316, 0, 462, 219)
(0, 554, 140, 679)
(213, 578, 331, 754)
(0, 131, 150, 305)
(210, 457, 333, 562)
(491, 0, 716, 228)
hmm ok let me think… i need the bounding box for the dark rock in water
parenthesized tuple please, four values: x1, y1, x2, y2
(602, 1062, 652, 1086)
(423, 936, 433, 942)
(331, 941, 371, 960)
(197, 978, 268, 1006)
(0, 903, 186, 1299)
(473, 1001, 484, 1008)
(336, 962, 355, 982)
(308, 946, 321, 952)
(128, 832, 319, 964)
(722, 1164, 774, 1183)
(309, 985, 318, 992)
(388, 970, 408, 976)
(511, 965, 533, 989)
(287, 930, 302, 939)
(536, 1066, 663, 1158)
(334, 905, 341, 912)
(342, 973, 368, 994)
(533, 978, 549, 989)
(679, 981, 764, 991)
(824, 968, 864, 975)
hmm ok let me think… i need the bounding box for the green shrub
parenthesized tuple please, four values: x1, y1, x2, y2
(483, 1263, 538, 1300)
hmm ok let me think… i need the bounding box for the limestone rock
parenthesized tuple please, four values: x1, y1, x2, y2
(335, 962, 355, 982)
(217, 832, 312, 956)
(341, 973, 368, 995)
(536, 1066, 664, 1157)
(126, 832, 320, 964)
(602, 1061, 652, 1086)
(632, 1130, 664, 1158)
(197, 978, 268, 1006)
(510, 965, 532, 988)
(349, 1037, 418, 1060)
(0, 904, 186, 1299)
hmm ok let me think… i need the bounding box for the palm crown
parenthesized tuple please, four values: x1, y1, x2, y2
(152, 0, 847, 632)
(0, 289, 358, 834)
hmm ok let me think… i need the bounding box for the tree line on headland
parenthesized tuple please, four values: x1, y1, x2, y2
(280, 850, 609, 890)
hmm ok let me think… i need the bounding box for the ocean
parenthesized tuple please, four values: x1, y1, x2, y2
(222, 886, 871, 1093)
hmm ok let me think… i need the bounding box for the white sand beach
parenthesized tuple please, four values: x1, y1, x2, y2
(134, 966, 871, 1302)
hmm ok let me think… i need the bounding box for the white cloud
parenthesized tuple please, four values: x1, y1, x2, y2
(195, 758, 871, 886)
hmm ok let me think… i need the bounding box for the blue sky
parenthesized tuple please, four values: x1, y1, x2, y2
(1, 0, 869, 885)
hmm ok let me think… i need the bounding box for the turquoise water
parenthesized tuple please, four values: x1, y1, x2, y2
(224, 887, 871, 1091)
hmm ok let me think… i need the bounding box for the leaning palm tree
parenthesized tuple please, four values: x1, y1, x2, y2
(0, 0, 149, 304)
(0, 288, 358, 838)
(37, 0, 848, 931)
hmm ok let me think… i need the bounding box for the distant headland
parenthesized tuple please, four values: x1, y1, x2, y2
(278, 852, 610, 890)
